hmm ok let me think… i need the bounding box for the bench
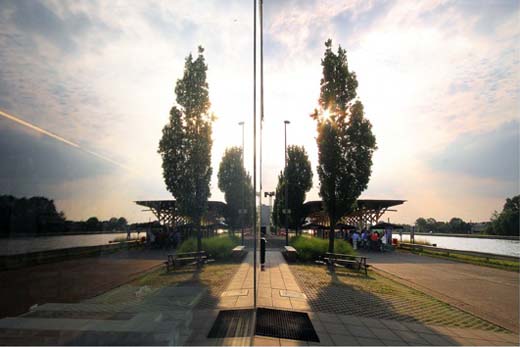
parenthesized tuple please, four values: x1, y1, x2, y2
(320, 252, 370, 276)
(232, 245, 247, 261)
(282, 246, 298, 263)
(165, 251, 211, 272)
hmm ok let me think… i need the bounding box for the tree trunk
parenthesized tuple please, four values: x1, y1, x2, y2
(196, 220, 202, 266)
(328, 222, 335, 253)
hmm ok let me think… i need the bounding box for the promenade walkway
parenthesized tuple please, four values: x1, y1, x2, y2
(366, 250, 519, 333)
(186, 251, 517, 346)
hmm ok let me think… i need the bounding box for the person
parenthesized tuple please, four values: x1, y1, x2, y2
(370, 231, 379, 251)
(127, 229, 131, 240)
(352, 230, 360, 250)
(381, 230, 387, 251)
(361, 229, 368, 249)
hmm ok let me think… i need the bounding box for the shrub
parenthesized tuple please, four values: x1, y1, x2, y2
(177, 235, 239, 260)
(290, 235, 355, 261)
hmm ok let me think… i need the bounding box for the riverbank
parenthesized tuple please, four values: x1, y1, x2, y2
(401, 232, 519, 240)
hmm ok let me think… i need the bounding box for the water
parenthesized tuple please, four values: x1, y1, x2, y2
(398, 234, 520, 257)
(0, 232, 142, 256)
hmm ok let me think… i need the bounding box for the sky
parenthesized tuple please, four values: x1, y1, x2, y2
(0, 0, 518, 224)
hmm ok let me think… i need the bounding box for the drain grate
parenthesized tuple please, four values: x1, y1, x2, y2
(207, 309, 255, 338)
(255, 308, 319, 342)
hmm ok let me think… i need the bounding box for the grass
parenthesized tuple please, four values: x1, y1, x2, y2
(289, 235, 355, 261)
(132, 261, 239, 289)
(177, 234, 239, 260)
(290, 263, 509, 332)
(407, 248, 520, 272)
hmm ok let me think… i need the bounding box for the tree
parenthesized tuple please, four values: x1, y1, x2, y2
(488, 195, 519, 236)
(311, 39, 377, 253)
(158, 46, 214, 253)
(272, 145, 313, 232)
(218, 147, 254, 230)
(86, 217, 100, 231)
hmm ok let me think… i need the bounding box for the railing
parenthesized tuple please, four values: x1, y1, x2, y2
(398, 242, 519, 262)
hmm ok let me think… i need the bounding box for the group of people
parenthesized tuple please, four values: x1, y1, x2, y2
(345, 229, 393, 252)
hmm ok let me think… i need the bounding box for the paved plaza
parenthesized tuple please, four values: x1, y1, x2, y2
(0, 248, 517, 345)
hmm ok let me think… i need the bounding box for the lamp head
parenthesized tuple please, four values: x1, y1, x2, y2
(284, 120, 290, 124)
(238, 121, 244, 126)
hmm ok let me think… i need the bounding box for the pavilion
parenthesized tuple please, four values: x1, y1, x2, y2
(303, 199, 406, 230)
(135, 200, 228, 238)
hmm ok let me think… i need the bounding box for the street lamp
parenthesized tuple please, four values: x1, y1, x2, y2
(264, 191, 274, 235)
(238, 121, 245, 245)
(284, 120, 291, 246)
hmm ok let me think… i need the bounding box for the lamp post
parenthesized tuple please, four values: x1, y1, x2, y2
(283, 120, 290, 246)
(238, 121, 245, 245)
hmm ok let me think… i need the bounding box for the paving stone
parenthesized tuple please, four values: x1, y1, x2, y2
(324, 322, 348, 335)
(253, 336, 281, 346)
(347, 325, 378, 338)
(329, 333, 359, 345)
(356, 337, 385, 346)
(419, 332, 457, 346)
(369, 327, 403, 341)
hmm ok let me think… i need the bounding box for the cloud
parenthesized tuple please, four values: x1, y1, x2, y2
(430, 120, 519, 182)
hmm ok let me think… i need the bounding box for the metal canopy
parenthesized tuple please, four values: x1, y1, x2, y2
(135, 200, 227, 228)
(303, 199, 405, 229)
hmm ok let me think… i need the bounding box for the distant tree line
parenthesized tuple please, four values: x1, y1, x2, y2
(0, 195, 128, 236)
(414, 217, 472, 234)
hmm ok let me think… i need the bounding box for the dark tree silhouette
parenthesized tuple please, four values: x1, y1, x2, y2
(311, 39, 377, 253)
(158, 46, 214, 253)
(217, 147, 254, 230)
(273, 145, 313, 232)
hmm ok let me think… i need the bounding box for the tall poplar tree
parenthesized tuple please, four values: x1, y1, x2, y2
(311, 39, 377, 253)
(272, 145, 313, 232)
(158, 46, 213, 253)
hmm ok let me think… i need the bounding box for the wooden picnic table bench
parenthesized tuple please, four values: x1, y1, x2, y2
(165, 251, 213, 272)
(319, 252, 370, 276)
(282, 245, 298, 263)
(231, 245, 247, 261)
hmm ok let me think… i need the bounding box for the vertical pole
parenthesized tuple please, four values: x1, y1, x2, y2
(253, 0, 257, 309)
(284, 122, 289, 246)
(240, 121, 245, 246)
(259, 0, 264, 258)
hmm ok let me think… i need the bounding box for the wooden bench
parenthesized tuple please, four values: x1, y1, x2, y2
(320, 252, 370, 276)
(282, 246, 298, 263)
(232, 245, 247, 261)
(165, 251, 211, 272)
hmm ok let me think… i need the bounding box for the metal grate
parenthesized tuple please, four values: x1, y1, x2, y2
(255, 308, 319, 342)
(207, 309, 255, 338)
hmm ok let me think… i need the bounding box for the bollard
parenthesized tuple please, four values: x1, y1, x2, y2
(260, 237, 266, 271)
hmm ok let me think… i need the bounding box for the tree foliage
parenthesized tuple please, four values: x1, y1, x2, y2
(487, 195, 519, 236)
(414, 217, 472, 233)
(311, 39, 377, 252)
(272, 145, 313, 231)
(158, 46, 214, 251)
(217, 147, 254, 229)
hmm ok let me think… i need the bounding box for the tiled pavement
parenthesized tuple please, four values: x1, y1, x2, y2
(187, 250, 518, 346)
(0, 249, 517, 345)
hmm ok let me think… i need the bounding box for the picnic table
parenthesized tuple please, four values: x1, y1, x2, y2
(164, 251, 213, 272)
(318, 252, 370, 276)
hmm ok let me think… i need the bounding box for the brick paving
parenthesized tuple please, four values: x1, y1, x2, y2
(186, 251, 518, 346)
(290, 263, 506, 331)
